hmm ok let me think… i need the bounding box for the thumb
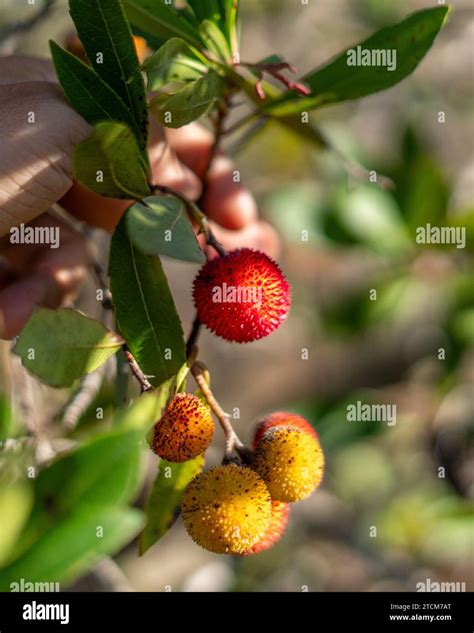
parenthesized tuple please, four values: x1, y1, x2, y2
(0, 80, 90, 237)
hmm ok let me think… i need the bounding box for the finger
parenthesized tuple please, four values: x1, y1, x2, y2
(0, 81, 90, 236)
(0, 261, 87, 340)
(202, 156, 258, 230)
(0, 223, 88, 340)
(0, 272, 61, 340)
(149, 117, 201, 200)
(166, 123, 214, 179)
(167, 124, 258, 230)
(58, 184, 131, 234)
(198, 220, 281, 259)
(150, 143, 202, 200)
(0, 56, 57, 86)
(0, 215, 79, 274)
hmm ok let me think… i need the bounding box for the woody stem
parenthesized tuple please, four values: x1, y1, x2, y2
(122, 344, 153, 393)
(191, 361, 248, 460)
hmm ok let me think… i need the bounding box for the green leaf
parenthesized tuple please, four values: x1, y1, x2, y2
(123, 0, 202, 47)
(188, 0, 221, 25)
(127, 195, 205, 263)
(394, 128, 449, 230)
(224, 65, 327, 149)
(0, 506, 143, 588)
(73, 122, 151, 200)
(12, 393, 165, 560)
(142, 37, 207, 90)
(69, 0, 148, 152)
(219, 0, 239, 50)
(13, 309, 123, 388)
(0, 396, 14, 441)
(336, 185, 412, 256)
(113, 389, 171, 433)
(49, 41, 142, 144)
(109, 217, 186, 387)
(150, 71, 223, 128)
(264, 6, 449, 116)
(35, 433, 144, 518)
(0, 484, 33, 567)
(139, 455, 204, 554)
(199, 19, 231, 62)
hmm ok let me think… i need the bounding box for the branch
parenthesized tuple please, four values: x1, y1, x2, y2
(62, 362, 108, 430)
(186, 315, 201, 358)
(122, 344, 153, 393)
(91, 261, 114, 311)
(191, 361, 251, 462)
(0, 0, 55, 45)
(197, 101, 228, 206)
(90, 558, 135, 592)
(223, 111, 260, 136)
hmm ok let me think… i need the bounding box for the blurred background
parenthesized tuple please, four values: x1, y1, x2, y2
(0, 0, 473, 592)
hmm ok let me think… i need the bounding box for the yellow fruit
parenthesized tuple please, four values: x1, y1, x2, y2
(181, 464, 272, 554)
(251, 426, 324, 502)
(240, 501, 290, 556)
(151, 393, 214, 463)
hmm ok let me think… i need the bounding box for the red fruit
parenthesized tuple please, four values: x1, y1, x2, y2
(151, 393, 214, 462)
(240, 501, 290, 556)
(192, 248, 291, 343)
(253, 411, 317, 448)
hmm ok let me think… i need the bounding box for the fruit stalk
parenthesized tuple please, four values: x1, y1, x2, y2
(191, 361, 250, 461)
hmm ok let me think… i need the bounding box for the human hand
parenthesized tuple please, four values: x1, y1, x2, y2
(0, 56, 279, 339)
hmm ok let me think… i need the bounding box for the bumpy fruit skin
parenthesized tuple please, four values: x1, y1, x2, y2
(151, 393, 214, 463)
(241, 501, 290, 556)
(192, 248, 291, 343)
(181, 464, 272, 554)
(251, 426, 324, 502)
(253, 411, 317, 448)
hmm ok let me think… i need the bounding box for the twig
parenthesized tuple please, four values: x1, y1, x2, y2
(191, 361, 251, 461)
(186, 315, 201, 358)
(0, 436, 34, 453)
(0, 0, 55, 45)
(91, 557, 135, 592)
(223, 111, 262, 137)
(61, 362, 108, 430)
(204, 226, 227, 257)
(91, 261, 114, 311)
(122, 344, 153, 393)
(197, 100, 228, 206)
(330, 144, 395, 190)
(153, 184, 227, 256)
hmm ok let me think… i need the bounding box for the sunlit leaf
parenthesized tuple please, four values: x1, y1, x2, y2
(14, 309, 123, 388)
(69, 0, 148, 152)
(127, 195, 205, 263)
(263, 7, 449, 116)
(109, 217, 186, 387)
(73, 122, 150, 199)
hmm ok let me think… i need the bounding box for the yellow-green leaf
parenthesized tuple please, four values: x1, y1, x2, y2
(73, 122, 151, 200)
(14, 308, 123, 388)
